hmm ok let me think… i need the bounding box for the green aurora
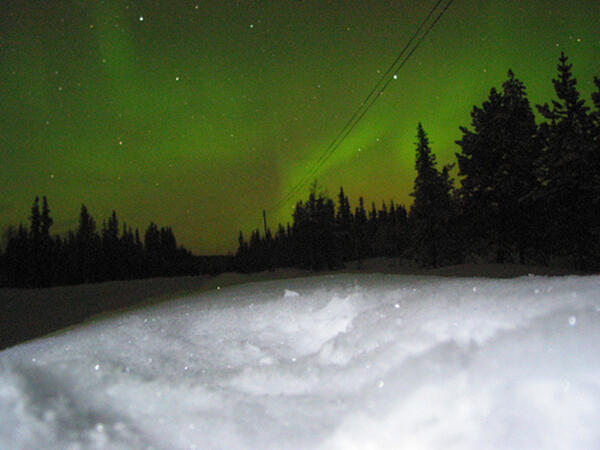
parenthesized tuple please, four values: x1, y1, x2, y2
(1, 0, 599, 254)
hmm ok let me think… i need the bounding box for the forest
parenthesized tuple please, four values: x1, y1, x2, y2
(1, 52, 598, 349)
(236, 53, 600, 273)
(0, 201, 235, 288)
(2, 52, 600, 290)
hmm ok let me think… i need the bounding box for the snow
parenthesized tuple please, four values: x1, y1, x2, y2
(1, 267, 600, 449)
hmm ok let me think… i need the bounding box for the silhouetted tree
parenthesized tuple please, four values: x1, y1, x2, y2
(235, 231, 251, 272)
(592, 76, 600, 136)
(28, 197, 42, 285)
(75, 204, 101, 283)
(3, 225, 30, 286)
(292, 182, 339, 270)
(144, 222, 162, 276)
(589, 76, 600, 262)
(273, 223, 294, 268)
(536, 53, 597, 269)
(336, 187, 354, 261)
(410, 123, 455, 267)
(101, 210, 121, 279)
(390, 202, 410, 257)
(456, 70, 541, 263)
(38, 196, 55, 285)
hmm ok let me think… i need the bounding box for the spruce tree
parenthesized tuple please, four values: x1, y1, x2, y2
(591, 76, 600, 202)
(410, 123, 455, 267)
(101, 210, 120, 280)
(536, 53, 596, 269)
(39, 197, 54, 286)
(41, 197, 53, 239)
(336, 186, 354, 261)
(353, 197, 368, 265)
(292, 182, 338, 270)
(76, 204, 99, 283)
(28, 197, 42, 285)
(456, 70, 540, 263)
(29, 197, 41, 247)
(3, 225, 29, 286)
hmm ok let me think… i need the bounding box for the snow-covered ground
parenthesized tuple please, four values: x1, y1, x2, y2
(1, 266, 600, 449)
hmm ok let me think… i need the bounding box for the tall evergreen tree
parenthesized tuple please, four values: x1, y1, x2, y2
(591, 76, 600, 126)
(336, 186, 354, 261)
(3, 225, 30, 286)
(102, 210, 121, 279)
(41, 197, 53, 239)
(353, 197, 368, 265)
(75, 204, 99, 283)
(28, 197, 42, 285)
(410, 123, 455, 267)
(456, 70, 541, 263)
(590, 76, 600, 202)
(39, 196, 54, 285)
(23, 196, 55, 286)
(292, 182, 339, 270)
(29, 197, 41, 247)
(536, 53, 596, 268)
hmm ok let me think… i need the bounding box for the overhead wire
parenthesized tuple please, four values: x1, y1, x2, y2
(268, 0, 446, 213)
(266, 0, 456, 216)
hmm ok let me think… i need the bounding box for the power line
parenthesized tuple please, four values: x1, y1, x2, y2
(266, 0, 456, 215)
(293, 0, 456, 198)
(269, 0, 445, 212)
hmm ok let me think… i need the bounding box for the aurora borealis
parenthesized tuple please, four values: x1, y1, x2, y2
(1, 1, 599, 254)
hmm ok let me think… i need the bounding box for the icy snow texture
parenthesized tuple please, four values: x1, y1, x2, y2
(1, 273, 600, 449)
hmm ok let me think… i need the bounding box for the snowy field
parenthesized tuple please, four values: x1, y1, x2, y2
(1, 266, 600, 449)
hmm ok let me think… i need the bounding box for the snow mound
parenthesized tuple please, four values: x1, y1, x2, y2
(1, 273, 600, 449)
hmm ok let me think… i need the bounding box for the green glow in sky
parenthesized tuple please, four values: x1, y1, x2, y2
(1, 0, 599, 254)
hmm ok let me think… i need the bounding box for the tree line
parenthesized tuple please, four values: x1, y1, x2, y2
(0, 52, 597, 349)
(0, 200, 219, 288)
(0, 201, 237, 348)
(1, 52, 598, 290)
(236, 53, 600, 272)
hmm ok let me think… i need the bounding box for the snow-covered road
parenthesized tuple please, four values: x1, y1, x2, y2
(1, 272, 599, 449)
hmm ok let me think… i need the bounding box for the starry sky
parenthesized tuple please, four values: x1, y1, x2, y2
(1, 0, 599, 255)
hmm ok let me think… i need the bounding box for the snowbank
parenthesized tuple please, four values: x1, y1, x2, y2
(1, 271, 599, 449)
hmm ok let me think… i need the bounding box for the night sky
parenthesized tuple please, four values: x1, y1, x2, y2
(1, 1, 599, 254)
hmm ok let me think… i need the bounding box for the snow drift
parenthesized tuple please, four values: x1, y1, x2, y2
(1, 272, 600, 449)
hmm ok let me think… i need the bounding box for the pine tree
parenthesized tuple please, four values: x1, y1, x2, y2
(591, 76, 600, 206)
(536, 53, 596, 269)
(456, 70, 541, 263)
(27, 197, 42, 285)
(292, 182, 339, 270)
(39, 197, 54, 285)
(410, 123, 455, 267)
(3, 225, 30, 286)
(41, 197, 53, 239)
(75, 204, 99, 283)
(101, 210, 121, 279)
(353, 197, 368, 265)
(336, 186, 354, 261)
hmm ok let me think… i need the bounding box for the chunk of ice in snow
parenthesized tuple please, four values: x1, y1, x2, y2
(284, 289, 300, 297)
